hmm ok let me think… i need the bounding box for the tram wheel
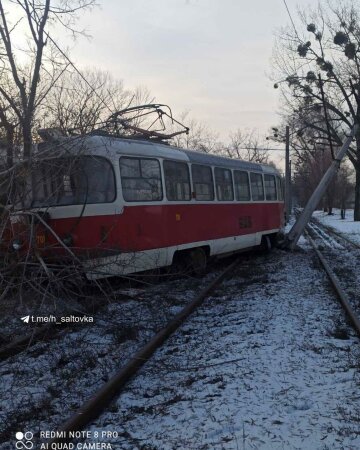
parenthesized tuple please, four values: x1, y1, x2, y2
(188, 248, 207, 276)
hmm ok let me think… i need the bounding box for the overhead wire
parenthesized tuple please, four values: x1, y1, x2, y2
(282, 0, 300, 39)
(44, 31, 114, 115)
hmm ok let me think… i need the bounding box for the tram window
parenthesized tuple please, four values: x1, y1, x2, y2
(234, 171, 250, 201)
(31, 156, 116, 207)
(120, 157, 162, 202)
(191, 164, 214, 201)
(163, 160, 191, 201)
(264, 174, 277, 201)
(250, 173, 264, 201)
(214, 167, 234, 201)
(276, 176, 284, 201)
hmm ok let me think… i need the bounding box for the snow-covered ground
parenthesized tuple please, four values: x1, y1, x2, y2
(1, 219, 360, 449)
(313, 208, 360, 245)
(91, 250, 360, 450)
(0, 268, 224, 448)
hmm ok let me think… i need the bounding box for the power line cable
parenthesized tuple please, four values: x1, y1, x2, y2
(282, 0, 300, 39)
(231, 147, 285, 151)
(45, 31, 114, 115)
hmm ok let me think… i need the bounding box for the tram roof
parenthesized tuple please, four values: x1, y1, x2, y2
(37, 134, 280, 175)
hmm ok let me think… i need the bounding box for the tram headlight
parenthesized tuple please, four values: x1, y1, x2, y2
(12, 239, 23, 251)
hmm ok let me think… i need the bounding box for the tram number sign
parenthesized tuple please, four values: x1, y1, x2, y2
(36, 234, 46, 246)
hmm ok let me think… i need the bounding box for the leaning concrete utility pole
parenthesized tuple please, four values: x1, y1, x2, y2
(286, 124, 359, 250)
(285, 125, 291, 223)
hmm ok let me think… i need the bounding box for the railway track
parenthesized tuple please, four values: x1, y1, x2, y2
(43, 243, 360, 449)
(0, 243, 360, 448)
(1, 255, 257, 447)
(305, 231, 360, 334)
(47, 257, 239, 447)
(305, 219, 360, 335)
(310, 216, 360, 250)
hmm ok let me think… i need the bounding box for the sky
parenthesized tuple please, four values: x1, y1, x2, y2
(57, 0, 313, 142)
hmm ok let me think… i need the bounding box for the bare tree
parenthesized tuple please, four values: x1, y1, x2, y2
(170, 113, 276, 167)
(0, 0, 96, 160)
(292, 145, 354, 213)
(272, 0, 360, 220)
(223, 129, 271, 164)
(171, 112, 220, 153)
(0, 103, 15, 168)
(42, 69, 131, 134)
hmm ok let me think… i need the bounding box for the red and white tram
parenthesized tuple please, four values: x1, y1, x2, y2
(10, 134, 284, 279)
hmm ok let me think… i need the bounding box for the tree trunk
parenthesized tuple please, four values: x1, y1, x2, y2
(341, 195, 346, 219)
(354, 130, 360, 221)
(354, 166, 360, 221)
(23, 118, 32, 160)
(6, 127, 14, 168)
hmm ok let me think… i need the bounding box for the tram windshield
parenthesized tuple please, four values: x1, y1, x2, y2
(18, 156, 116, 208)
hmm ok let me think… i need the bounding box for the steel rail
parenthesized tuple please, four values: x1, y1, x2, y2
(48, 258, 239, 447)
(310, 217, 360, 250)
(305, 231, 360, 335)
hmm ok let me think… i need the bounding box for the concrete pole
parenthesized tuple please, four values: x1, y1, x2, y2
(285, 126, 291, 223)
(286, 124, 358, 250)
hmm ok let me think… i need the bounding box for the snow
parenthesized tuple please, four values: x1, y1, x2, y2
(307, 222, 344, 249)
(1, 217, 360, 449)
(90, 251, 360, 450)
(313, 209, 360, 245)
